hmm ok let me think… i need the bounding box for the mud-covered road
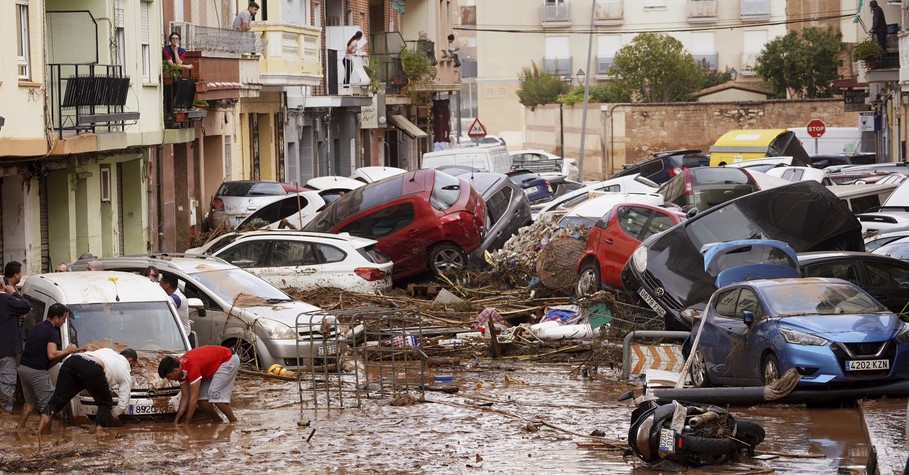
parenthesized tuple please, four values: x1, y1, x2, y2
(0, 362, 878, 473)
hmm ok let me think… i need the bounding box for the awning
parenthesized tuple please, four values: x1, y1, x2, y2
(389, 114, 428, 139)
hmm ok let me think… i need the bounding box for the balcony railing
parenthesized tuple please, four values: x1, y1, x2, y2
(741, 0, 771, 21)
(184, 25, 261, 55)
(370, 32, 407, 95)
(693, 53, 719, 71)
(542, 2, 571, 25)
(48, 63, 139, 138)
(251, 22, 322, 87)
(689, 0, 717, 21)
(594, 0, 623, 24)
(543, 57, 574, 80)
(595, 56, 614, 75)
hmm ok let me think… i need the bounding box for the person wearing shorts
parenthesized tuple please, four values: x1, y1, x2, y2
(17, 303, 78, 429)
(158, 345, 239, 424)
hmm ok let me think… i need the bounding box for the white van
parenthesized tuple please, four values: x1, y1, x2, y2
(421, 145, 512, 174)
(21, 271, 193, 418)
(788, 127, 867, 155)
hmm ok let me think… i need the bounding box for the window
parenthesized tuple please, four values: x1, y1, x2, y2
(596, 35, 620, 74)
(802, 261, 859, 285)
(544, 36, 571, 76)
(743, 30, 768, 54)
(268, 240, 317, 266)
(690, 32, 715, 54)
(714, 289, 740, 316)
(315, 244, 346, 264)
(140, 2, 151, 80)
(100, 166, 112, 202)
(864, 261, 909, 288)
(16, 1, 30, 79)
(646, 212, 678, 238)
(485, 188, 512, 226)
(218, 241, 268, 268)
(734, 289, 763, 319)
(616, 206, 651, 238)
(340, 203, 415, 239)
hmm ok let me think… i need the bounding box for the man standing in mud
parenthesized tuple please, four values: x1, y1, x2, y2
(37, 348, 137, 434)
(0, 261, 31, 413)
(158, 345, 239, 424)
(17, 303, 78, 429)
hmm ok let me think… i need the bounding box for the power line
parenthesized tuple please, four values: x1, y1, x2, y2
(454, 11, 858, 36)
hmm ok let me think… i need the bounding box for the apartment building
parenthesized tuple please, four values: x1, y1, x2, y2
(0, 0, 163, 273)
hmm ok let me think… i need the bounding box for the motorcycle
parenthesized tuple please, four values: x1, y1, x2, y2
(621, 391, 766, 467)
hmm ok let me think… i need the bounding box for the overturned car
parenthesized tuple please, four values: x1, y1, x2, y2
(621, 181, 864, 330)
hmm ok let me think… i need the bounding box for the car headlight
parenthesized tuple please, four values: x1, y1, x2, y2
(780, 328, 828, 346)
(631, 245, 648, 274)
(894, 323, 909, 344)
(257, 318, 297, 340)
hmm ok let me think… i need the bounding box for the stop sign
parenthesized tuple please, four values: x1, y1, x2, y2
(807, 119, 826, 138)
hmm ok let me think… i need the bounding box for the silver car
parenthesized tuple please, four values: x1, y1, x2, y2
(208, 180, 293, 231)
(72, 255, 342, 370)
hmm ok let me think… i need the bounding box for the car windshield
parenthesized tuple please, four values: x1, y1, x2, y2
(205, 233, 243, 254)
(691, 168, 751, 185)
(67, 302, 187, 351)
(305, 176, 404, 232)
(189, 268, 291, 305)
(687, 205, 765, 249)
(763, 282, 887, 316)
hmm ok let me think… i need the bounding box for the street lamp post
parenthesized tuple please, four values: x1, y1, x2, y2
(559, 103, 564, 157)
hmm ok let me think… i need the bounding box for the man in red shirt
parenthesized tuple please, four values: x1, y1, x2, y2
(157, 345, 239, 423)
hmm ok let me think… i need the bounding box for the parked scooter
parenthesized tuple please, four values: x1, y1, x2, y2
(621, 391, 766, 467)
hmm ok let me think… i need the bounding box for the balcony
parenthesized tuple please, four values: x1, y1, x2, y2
(595, 56, 614, 76)
(405, 40, 461, 92)
(48, 64, 140, 138)
(740, 0, 771, 21)
(370, 32, 407, 95)
(542, 2, 571, 27)
(689, 0, 717, 22)
(594, 0, 623, 25)
(740, 53, 758, 76)
(251, 22, 322, 87)
(543, 57, 574, 80)
(693, 52, 719, 71)
(175, 24, 262, 102)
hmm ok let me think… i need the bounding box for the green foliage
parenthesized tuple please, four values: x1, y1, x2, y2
(193, 99, 209, 109)
(702, 66, 733, 89)
(162, 61, 182, 80)
(363, 59, 381, 93)
(609, 33, 707, 102)
(516, 62, 570, 109)
(399, 45, 437, 99)
(853, 40, 883, 62)
(754, 27, 844, 99)
(558, 83, 628, 105)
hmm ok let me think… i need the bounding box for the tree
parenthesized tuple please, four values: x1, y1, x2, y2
(559, 83, 629, 105)
(754, 27, 843, 99)
(609, 33, 707, 102)
(516, 62, 569, 110)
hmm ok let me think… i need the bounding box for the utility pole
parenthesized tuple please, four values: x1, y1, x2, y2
(578, 0, 595, 180)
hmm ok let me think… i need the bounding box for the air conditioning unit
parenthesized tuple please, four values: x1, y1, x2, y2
(168, 21, 193, 44)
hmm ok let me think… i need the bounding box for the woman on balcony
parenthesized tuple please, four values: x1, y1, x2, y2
(163, 32, 192, 71)
(343, 31, 364, 85)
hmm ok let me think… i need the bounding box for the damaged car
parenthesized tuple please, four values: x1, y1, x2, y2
(21, 271, 191, 417)
(622, 181, 864, 330)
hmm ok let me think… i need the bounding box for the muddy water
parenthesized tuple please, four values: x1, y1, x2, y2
(0, 363, 877, 473)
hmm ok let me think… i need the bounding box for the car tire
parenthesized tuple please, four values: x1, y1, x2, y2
(227, 339, 259, 370)
(575, 262, 601, 298)
(762, 353, 781, 386)
(428, 243, 466, 275)
(690, 349, 711, 388)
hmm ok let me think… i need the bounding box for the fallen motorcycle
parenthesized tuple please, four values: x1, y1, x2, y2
(621, 391, 766, 467)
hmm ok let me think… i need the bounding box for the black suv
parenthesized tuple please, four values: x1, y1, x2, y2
(612, 150, 710, 185)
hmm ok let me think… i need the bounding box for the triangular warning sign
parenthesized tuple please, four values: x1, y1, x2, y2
(467, 118, 487, 137)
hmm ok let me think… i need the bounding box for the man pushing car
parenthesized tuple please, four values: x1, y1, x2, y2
(157, 345, 239, 424)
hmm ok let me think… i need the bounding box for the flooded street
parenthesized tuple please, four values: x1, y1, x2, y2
(0, 362, 885, 473)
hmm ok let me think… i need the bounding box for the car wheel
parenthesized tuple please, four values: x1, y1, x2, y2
(227, 339, 259, 370)
(762, 353, 781, 386)
(575, 262, 600, 298)
(428, 243, 466, 275)
(690, 349, 711, 388)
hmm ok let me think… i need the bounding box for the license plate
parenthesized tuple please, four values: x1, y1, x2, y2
(317, 344, 338, 356)
(129, 403, 160, 415)
(638, 287, 666, 318)
(846, 359, 889, 371)
(523, 187, 534, 196)
(659, 428, 675, 453)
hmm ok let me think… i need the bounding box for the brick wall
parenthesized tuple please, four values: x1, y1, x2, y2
(524, 99, 860, 180)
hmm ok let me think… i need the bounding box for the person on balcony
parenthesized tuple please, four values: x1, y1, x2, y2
(442, 34, 461, 68)
(869, 0, 887, 50)
(344, 31, 364, 85)
(233, 2, 259, 32)
(163, 32, 192, 71)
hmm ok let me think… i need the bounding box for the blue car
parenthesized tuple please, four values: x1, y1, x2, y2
(685, 240, 909, 388)
(506, 169, 555, 204)
(687, 277, 909, 387)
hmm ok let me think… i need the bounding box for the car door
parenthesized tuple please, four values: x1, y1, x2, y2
(699, 288, 739, 385)
(600, 206, 652, 286)
(313, 242, 357, 289)
(860, 259, 909, 314)
(255, 239, 322, 289)
(339, 201, 420, 275)
(727, 288, 764, 385)
(179, 280, 225, 347)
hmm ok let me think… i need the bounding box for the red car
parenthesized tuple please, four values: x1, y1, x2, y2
(304, 169, 485, 281)
(575, 203, 684, 295)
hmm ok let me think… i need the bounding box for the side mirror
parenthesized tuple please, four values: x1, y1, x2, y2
(685, 206, 699, 218)
(188, 297, 206, 317)
(743, 310, 754, 326)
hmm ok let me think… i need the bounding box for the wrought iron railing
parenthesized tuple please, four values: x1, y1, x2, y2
(48, 63, 138, 138)
(370, 32, 408, 94)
